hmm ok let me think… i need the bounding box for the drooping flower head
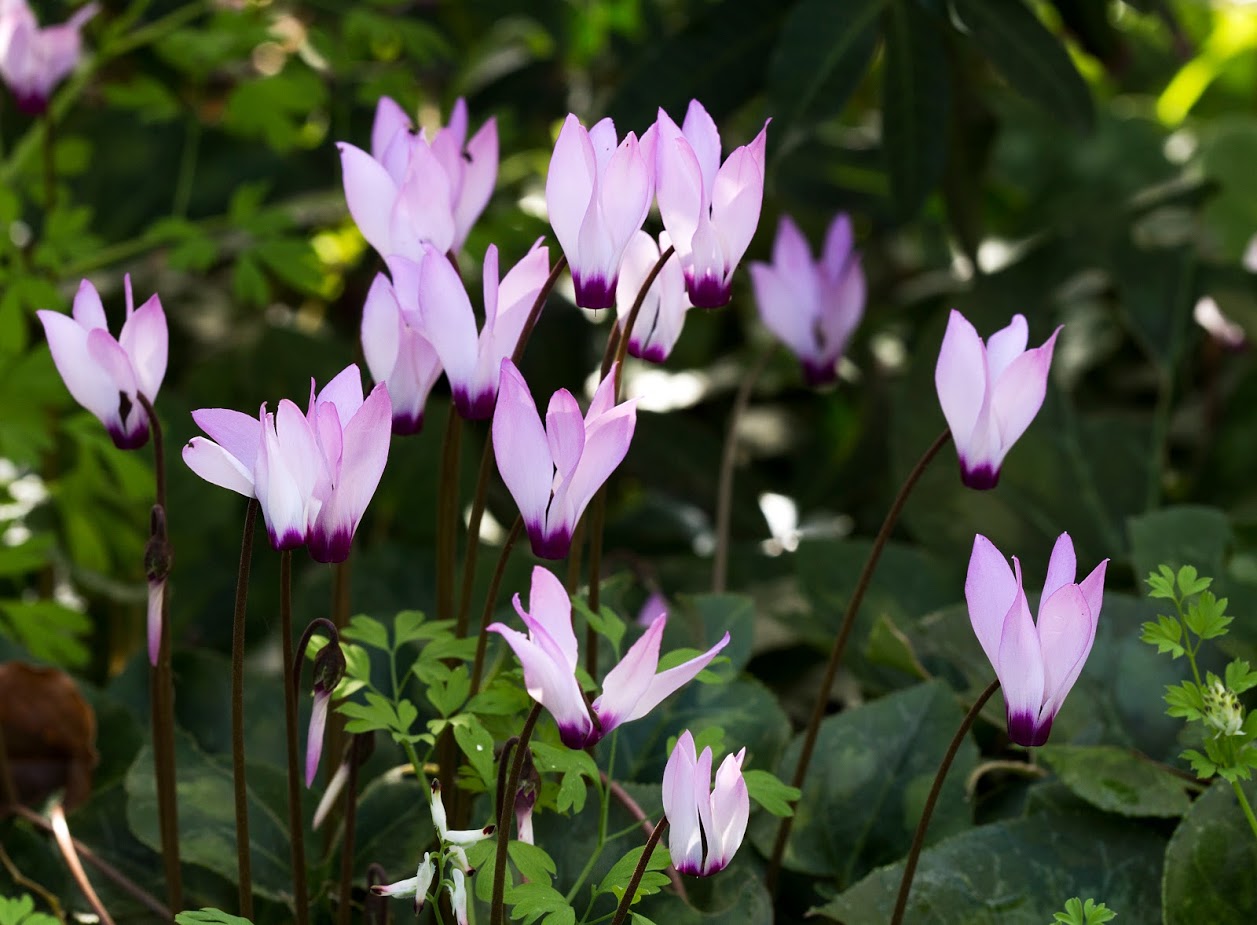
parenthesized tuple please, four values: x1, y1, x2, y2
(965, 532, 1107, 747)
(339, 96, 498, 260)
(182, 365, 392, 562)
(38, 277, 167, 450)
(361, 272, 443, 435)
(489, 567, 729, 749)
(662, 730, 749, 876)
(616, 230, 691, 363)
(545, 113, 654, 309)
(492, 359, 636, 559)
(934, 310, 1060, 490)
(750, 213, 865, 386)
(655, 100, 768, 308)
(0, 0, 98, 114)
(408, 240, 550, 420)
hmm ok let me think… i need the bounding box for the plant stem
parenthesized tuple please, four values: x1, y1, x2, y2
(470, 517, 523, 694)
(48, 803, 115, 925)
(326, 557, 352, 792)
(455, 438, 495, 638)
(490, 703, 543, 925)
(711, 346, 772, 594)
(890, 679, 999, 925)
(510, 254, 568, 365)
(280, 550, 310, 925)
(609, 816, 668, 925)
(767, 428, 952, 892)
(230, 499, 259, 918)
(1232, 780, 1257, 843)
(566, 518, 587, 593)
(585, 491, 607, 678)
(337, 736, 367, 925)
(436, 403, 463, 623)
(138, 394, 182, 913)
(565, 734, 617, 904)
(611, 246, 675, 399)
(600, 772, 686, 902)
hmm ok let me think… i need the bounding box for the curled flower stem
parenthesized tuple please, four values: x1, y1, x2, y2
(890, 679, 999, 925)
(490, 703, 543, 925)
(138, 393, 182, 913)
(767, 428, 952, 893)
(600, 772, 687, 903)
(280, 550, 310, 925)
(49, 802, 116, 925)
(230, 499, 259, 918)
(470, 516, 524, 694)
(711, 346, 773, 594)
(609, 815, 669, 925)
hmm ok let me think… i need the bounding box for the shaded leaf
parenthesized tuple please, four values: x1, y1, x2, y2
(1038, 744, 1193, 817)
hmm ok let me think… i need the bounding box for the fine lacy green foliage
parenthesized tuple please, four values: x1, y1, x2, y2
(1140, 566, 1257, 783)
(1053, 897, 1117, 925)
(0, 896, 58, 925)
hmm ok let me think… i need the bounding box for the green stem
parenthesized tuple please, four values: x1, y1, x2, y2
(280, 551, 310, 925)
(767, 428, 952, 893)
(608, 816, 668, 925)
(1232, 781, 1257, 844)
(455, 437, 495, 639)
(711, 346, 772, 594)
(890, 679, 1000, 925)
(490, 703, 543, 925)
(565, 734, 616, 904)
(229, 499, 258, 918)
(510, 254, 568, 365)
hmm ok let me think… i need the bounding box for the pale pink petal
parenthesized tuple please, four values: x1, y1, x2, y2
(1040, 532, 1077, 610)
(316, 364, 366, 424)
(706, 748, 748, 874)
(453, 117, 498, 249)
(255, 408, 308, 550)
(71, 279, 107, 329)
(490, 242, 550, 365)
(821, 213, 855, 280)
(663, 732, 704, 876)
(596, 133, 652, 270)
(1034, 584, 1093, 723)
(391, 143, 456, 256)
(772, 214, 814, 279)
(586, 364, 619, 421)
(191, 408, 261, 471)
(371, 96, 412, 163)
(182, 437, 255, 496)
(304, 690, 329, 787)
(692, 746, 717, 874)
(514, 566, 579, 670)
(118, 294, 167, 401)
(680, 100, 721, 202)
(545, 389, 585, 483)
(988, 327, 1059, 463)
(37, 310, 117, 422)
(656, 131, 704, 257)
(965, 534, 1019, 670)
(593, 615, 666, 731)
(935, 310, 988, 452)
(622, 630, 730, 724)
(985, 315, 1029, 383)
(751, 262, 815, 362)
(545, 115, 596, 262)
(1078, 559, 1108, 634)
(488, 622, 593, 747)
(361, 274, 402, 383)
(338, 142, 399, 257)
(146, 577, 163, 666)
(85, 328, 138, 394)
(709, 128, 768, 271)
(492, 359, 553, 539)
(996, 578, 1046, 745)
(550, 401, 636, 536)
(417, 246, 481, 397)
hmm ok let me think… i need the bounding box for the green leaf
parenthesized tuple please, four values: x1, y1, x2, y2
(813, 808, 1164, 923)
(428, 664, 471, 717)
(222, 66, 328, 153)
(751, 681, 977, 885)
(508, 840, 558, 889)
(1163, 780, 1257, 923)
(174, 911, 255, 925)
(1140, 613, 1185, 657)
(767, 0, 885, 133)
(1165, 681, 1207, 722)
(951, 0, 1094, 132)
(573, 597, 626, 654)
(742, 768, 801, 817)
(103, 76, 181, 123)
(1185, 592, 1233, 641)
(594, 845, 671, 903)
(1146, 566, 1177, 601)
(342, 613, 391, 651)
(506, 882, 572, 923)
(1227, 659, 1257, 695)
(1038, 744, 1193, 817)
(881, 0, 949, 219)
(451, 713, 496, 789)
(0, 598, 90, 667)
(1177, 565, 1212, 598)
(394, 609, 430, 646)
(0, 895, 59, 925)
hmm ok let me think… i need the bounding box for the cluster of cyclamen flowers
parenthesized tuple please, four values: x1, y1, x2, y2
(0, 0, 97, 114)
(35, 88, 1111, 911)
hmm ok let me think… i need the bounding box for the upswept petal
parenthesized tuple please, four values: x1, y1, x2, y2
(255, 406, 309, 550)
(454, 117, 498, 247)
(371, 96, 412, 164)
(416, 246, 481, 397)
(513, 566, 579, 670)
(1034, 584, 1092, 722)
(37, 310, 117, 421)
(817, 255, 865, 368)
(71, 279, 107, 329)
(315, 364, 365, 425)
(691, 745, 717, 875)
(663, 731, 704, 874)
(821, 212, 855, 280)
(586, 362, 620, 421)
(680, 100, 721, 201)
(706, 748, 749, 874)
(709, 127, 767, 271)
(392, 143, 456, 257)
(596, 133, 652, 267)
(546, 389, 585, 482)
(592, 614, 666, 727)
(965, 534, 1019, 669)
(304, 691, 329, 787)
(338, 142, 398, 257)
(1078, 559, 1108, 633)
(996, 577, 1046, 744)
(750, 262, 814, 361)
(490, 241, 549, 365)
(984, 314, 1029, 383)
(361, 274, 402, 382)
(492, 360, 553, 538)
(545, 115, 596, 259)
(550, 399, 636, 535)
(118, 294, 167, 400)
(85, 328, 138, 396)
(192, 408, 261, 472)
(487, 622, 593, 746)
(771, 214, 814, 279)
(1040, 532, 1077, 611)
(656, 131, 704, 257)
(182, 437, 255, 497)
(934, 310, 987, 449)
(988, 327, 1059, 459)
(622, 630, 729, 724)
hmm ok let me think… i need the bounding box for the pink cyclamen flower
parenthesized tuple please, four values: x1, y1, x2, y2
(370, 853, 436, 913)
(182, 365, 392, 561)
(545, 113, 654, 309)
(616, 230, 690, 363)
(934, 310, 1060, 490)
(407, 240, 550, 420)
(750, 213, 865, 386)
(490, 566, 730, 749)
(492, 359, 636, 559)
(663, 730, 748, 876)
(966, 532, 1107, 747)
(38, 277, 167, 450)
(655, 100, 768, 308)
(0, 0, 98, 114)
(361, 272, 443, 434)
(338, 96, 497, 260)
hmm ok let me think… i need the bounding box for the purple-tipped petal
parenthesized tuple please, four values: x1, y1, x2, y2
(996, 580, 1046, 747)
(593, 615, 667, 731)
(546, 115, 596, 263)
(663, 731, 705, 875)
(1034, 583, 1092, 723)
(492, 360, 553, 542)
(625, 630, 730, 724)
(705, 747, 748, 874)
(488, 621, 593, 747)
(965, 534, 1019, 670)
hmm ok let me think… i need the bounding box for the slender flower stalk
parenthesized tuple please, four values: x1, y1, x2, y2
(767, 429, 952, 892)
(890, 680, 1000, 925)
(230, 499, 259, 918)
(436, 401, 462, 622)
(470, 516, 523, 693)
(490, 703, 543, 925)
(337, 734, 373, 925)
(279, 551, 310, 925)
(609, 816, 669, 925)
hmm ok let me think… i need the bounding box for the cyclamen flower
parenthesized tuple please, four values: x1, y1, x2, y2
(38, 277, 167, 450)
(489, 566, 730, 749)
(655, 100, 768, 308)
(492, 359, 636, 560)
(361, 272, 443, 434)
(408, 240, 550, 420)
(662, 730, 748, 876)
(966, 532, 1107, 747)
(339, 96, 497, 259)
(616, 231, 691, 363)
(934, 310, 1060, 490)
(370, 853, 436, 913)
(750, 213, 865, 386)
(182, 365, 392, 562)
(546, 113, 654, 309)
(0, 0, 98, 114)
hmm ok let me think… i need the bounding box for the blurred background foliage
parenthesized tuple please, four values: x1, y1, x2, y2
(5, 0, 1257, 921)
